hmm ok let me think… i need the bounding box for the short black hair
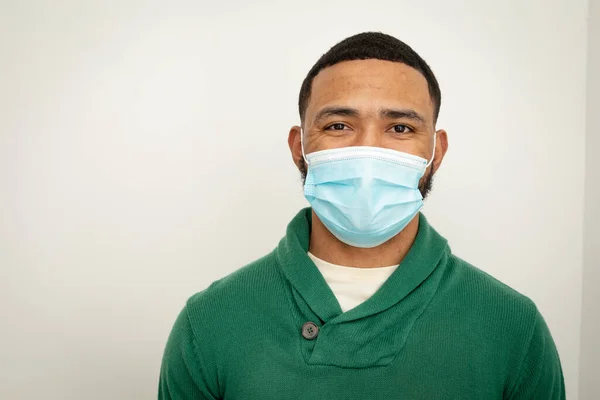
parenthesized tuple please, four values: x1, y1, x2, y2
(298, 32, 441, 124)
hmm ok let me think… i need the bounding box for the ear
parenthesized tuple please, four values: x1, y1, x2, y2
(288, 125, 303, 169)
(432, 129, 448, 174)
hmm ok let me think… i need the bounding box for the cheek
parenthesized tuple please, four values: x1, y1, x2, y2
(308, 134, 355, 152)
(381, 136, 431, 159)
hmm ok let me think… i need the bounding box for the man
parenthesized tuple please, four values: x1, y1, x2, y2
(159, 32, 565, 399)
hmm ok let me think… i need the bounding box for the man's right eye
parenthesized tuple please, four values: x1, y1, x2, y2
(325, 123, 348, 131)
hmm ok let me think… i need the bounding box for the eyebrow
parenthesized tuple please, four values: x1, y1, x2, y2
(312, 106, 427, 125)
(312, 106, 360, 125)
(380, 108, 427, 125)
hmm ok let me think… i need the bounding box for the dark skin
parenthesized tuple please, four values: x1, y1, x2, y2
(288, 59, 449, 268)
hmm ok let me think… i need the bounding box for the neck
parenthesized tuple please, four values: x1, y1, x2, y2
(308, 210, 420, 268)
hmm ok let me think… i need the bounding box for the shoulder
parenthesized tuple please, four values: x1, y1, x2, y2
(186, 250, 282, 312)
(433, 253, 540, 353)
(444, 253, 537, 316)
(160, 255, 282, 399)
(183, 250, 290, 339)
(439, 255, 564, 397)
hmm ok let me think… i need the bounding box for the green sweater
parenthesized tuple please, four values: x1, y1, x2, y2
(159, 208, 565, 399)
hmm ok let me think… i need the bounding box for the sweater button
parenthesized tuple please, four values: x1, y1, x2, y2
(301, 322, 319, 340)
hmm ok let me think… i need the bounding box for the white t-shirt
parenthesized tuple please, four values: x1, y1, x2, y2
(307, 252, 399, 313)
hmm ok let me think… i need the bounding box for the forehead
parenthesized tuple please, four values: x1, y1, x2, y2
(307, 59, 433, 122)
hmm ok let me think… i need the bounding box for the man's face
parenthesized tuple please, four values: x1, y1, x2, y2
(293, 59, 446, 198)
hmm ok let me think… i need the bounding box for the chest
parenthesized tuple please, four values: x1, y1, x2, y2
(220, 321, 507, 400)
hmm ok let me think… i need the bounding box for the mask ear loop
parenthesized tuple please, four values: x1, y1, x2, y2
(425, 133, 437, 168)
(300, 128, 309, 165)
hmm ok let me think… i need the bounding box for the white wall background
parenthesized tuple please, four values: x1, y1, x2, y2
(580, 0, 600, 398)
(0, 1, 590, 399)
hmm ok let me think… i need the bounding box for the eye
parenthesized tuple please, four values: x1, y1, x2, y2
(325, 123, 349, 131)
(390, 124, 413, 134)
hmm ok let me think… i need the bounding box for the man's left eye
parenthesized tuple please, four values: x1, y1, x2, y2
(392, 125, 412, 133)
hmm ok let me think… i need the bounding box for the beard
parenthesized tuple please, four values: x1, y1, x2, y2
(298, 158, 435, 200)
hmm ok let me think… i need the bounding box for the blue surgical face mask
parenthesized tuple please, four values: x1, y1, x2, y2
(301, 131, 435, 248)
